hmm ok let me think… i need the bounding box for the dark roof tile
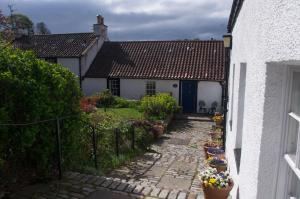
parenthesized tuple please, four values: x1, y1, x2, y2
(13, 33, 97, 57)
(85, 40, 225, 81)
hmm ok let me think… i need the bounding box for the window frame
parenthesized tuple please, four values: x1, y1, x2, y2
(108, 78, 120, 96)
(146, 81, 156, 96)
(276, 66, 300, 199)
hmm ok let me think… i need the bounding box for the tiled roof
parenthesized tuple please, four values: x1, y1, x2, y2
(85, 40, 225, 81)
(13, 33, 97, 57)
(227, 0, 245, 33)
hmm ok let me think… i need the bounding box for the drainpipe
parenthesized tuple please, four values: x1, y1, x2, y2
(222, 48, 231, 151)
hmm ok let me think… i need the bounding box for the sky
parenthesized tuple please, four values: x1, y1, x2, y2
(0, 0, 233, 41)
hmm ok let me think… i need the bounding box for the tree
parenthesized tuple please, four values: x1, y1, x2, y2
(0, 9, 13, 41)
(9, 13, 34, 35)
(35, 22, 51, 35)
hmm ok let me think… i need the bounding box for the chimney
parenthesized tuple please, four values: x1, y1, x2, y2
(93, 15, 108, 40)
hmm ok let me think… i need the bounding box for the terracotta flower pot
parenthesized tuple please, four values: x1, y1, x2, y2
(209, 163, 227, 173)
(202, 181, 234, 199)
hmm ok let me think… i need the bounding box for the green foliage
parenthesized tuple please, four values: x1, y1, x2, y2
(95, 89, 115, 109)
(140, 93, 178, 120)
(0, 41, 82, 176)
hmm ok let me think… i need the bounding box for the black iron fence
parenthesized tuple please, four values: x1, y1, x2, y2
(0, 115, 137, 180)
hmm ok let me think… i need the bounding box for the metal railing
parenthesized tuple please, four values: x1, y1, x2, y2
(0, 115, 136, 180)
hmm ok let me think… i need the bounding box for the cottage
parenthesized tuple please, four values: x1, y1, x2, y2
(13, 15, 108, 86)
(226, 0, 300, 198)
(83, 40, 226, 113)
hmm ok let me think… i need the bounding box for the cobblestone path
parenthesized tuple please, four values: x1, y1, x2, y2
(11, 118, 212, 199)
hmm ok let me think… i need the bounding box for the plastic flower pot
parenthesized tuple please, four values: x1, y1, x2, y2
(207, 148, 225, 159)
(202, 180, 234, 199)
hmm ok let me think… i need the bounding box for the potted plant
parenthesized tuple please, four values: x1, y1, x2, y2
(203, 140, 221, 159)
(207, 157, 227, 172)
(212, 113, 224, 126)
(199, 167, 233, 199)
(209, 128, 223, 140)
(207, 147, 225, 159)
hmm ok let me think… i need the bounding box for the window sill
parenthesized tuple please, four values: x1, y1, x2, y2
(284, 154, 300, 180)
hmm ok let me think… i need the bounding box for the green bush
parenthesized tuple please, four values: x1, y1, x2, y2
(140, 93, 178, 120)
(95, 89, 115, 108)
(0, 41, 82, 177)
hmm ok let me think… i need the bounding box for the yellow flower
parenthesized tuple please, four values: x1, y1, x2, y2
(209, 178, 217, 184)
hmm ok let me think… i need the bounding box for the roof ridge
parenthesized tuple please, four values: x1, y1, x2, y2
(105, 40, 223, 43)
(34, 32, 94, 36)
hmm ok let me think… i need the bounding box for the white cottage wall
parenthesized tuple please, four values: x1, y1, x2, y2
(197, 81, 222, 113)
(226, 0, 300, 199)
(120, 79, 180, 102)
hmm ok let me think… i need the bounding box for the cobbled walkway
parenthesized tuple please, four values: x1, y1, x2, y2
(10, 118, 212, 199)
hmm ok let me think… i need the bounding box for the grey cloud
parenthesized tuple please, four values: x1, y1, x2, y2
(0, 0, 232, 40)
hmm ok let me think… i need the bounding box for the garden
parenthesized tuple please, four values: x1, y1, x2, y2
(0, 39, 178, 190)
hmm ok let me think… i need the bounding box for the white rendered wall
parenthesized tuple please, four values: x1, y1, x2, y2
(82, 78, 107, 96)
(226, 1, 300, 199)
(81, 37, 104, 76)
(197, 81, 222, 113)
(57, 58, 80, 76)
(120, 79, 180, 102)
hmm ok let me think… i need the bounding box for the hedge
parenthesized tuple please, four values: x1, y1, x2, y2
(0, 40, 82, 177)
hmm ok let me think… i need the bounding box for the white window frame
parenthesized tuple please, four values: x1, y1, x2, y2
(146, 81, 156, 96)
(276, 65, 300, 199)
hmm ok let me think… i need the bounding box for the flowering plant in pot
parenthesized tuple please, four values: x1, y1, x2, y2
(209, 128, 223, 140)
(212, 113, 223, 126)
(207, 157, 227, 172)
(199, 167, 233, 199)
(207, 147, 225, 159)
(203, 140, 221, 159)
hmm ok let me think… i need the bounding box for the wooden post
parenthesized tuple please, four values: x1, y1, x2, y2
(56, 118, 62, 180)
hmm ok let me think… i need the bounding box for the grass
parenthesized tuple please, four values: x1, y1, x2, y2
(99, 108, 143, 120)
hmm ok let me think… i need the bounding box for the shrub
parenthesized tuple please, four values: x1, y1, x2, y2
(94, 89, 115, 109)
(113, 96, 131, 108)
(140, 93, 178, 120)
(0, 41, 82, 177)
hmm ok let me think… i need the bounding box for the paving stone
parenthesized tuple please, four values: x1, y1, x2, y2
(133, 185, 144, 194)
(116, 182, 128, 191)
(167, 190, 179, 199)
(94, 177, 106, 186)
(109, 180, 121, 189)
(141, 187, 152, 195)
(177, 192, 187, 199)
(150, 187, 161, 197)
(158, 189, 169, 199)
(101, 179, 113, 188)
(125, 184, 136, 193)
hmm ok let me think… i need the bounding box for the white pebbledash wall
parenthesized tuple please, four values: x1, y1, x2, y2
(197, 81, 222, 112)
(226, 0, 300, 199)
(120, 79, 180, 102)
(82, 79, 222, 113)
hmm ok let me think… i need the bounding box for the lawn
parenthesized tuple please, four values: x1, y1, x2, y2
(98, 108, 143, 120)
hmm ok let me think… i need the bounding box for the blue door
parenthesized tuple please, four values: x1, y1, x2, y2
(181, 81, 197, 113)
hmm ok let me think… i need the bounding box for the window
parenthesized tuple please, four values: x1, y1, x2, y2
(284, 71, 300, 198)
(146, 81, 156, 96)
(44, 57, 57, 63)
(108, 79, 120, 96)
